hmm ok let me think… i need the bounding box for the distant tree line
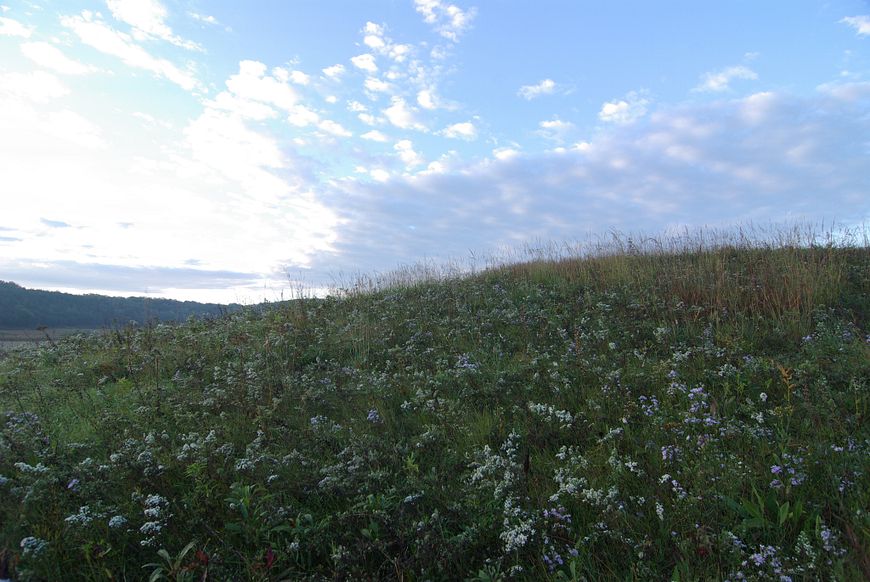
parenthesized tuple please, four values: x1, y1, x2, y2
(0, 281, 240, 329)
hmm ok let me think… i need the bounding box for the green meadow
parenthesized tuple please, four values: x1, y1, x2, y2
(1, 229, 868, 580)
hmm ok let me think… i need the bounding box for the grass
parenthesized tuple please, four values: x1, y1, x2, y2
(0, 226, 868, 580)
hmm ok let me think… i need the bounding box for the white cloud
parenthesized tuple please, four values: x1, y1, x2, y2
(351, 53, 378, 73)
(106, 0, 202, 51)
(61, 11, 199, 91)
(417, 89, 437, 109)
(414, 0, 476, 42)
(0, 70, 69, 103)
(318, 119, 352, 137)
(358, 113, 378, 125)
(188, 11, 218, 26)
(348, 100, 368, 112)
(325, 95, 338, 104)
(599, 91, 649, 124)
(388, 43, 413, 62)
(492, 147, 519, 161)
(537, 118, 575, 141)
(364, 77, 391, 93)
(361, 130, 388, 142)
(694, 65, 758, 92)
(21, 42, 97, 75)
(224, 60, 298, 113)
(289, 70, 310, 85)
(518, 78, 556, 100)
(395, 139, 424, 168)
(0, 15, 32, 37)
(383, 97, 427, 131)
(287, 105, 320, 127)
(841, 15, 870, 35)
(369, 168, 390, 182)
(364, 33, 385, 50)
(322, 63, 345, 80)
(360, 21, 413, 63)
(439, 121, 477, 140)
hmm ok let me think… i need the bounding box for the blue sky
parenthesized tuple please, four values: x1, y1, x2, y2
(0, 1, 868, 302)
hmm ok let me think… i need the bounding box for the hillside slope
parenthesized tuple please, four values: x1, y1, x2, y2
(0, 281, 239, 329)
(1, 245, 868, 580)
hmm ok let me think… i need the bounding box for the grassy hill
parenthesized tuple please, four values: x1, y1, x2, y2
(0, 281, 240, 330)
(1, 237, 868, 580)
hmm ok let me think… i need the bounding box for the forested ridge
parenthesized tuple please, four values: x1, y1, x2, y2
(0, 280, 238, 329)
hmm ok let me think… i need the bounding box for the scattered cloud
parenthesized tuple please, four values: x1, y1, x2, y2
(188, 11, 219, 26)
(518, 78, 556, 100)
(537, 118, 575, 141)
(61, 11, 200, 91)
(417, 89, 437, 109)
(106, 0, 202, 51)
(21, 42, 98, 75)
(361, 130, 389, 142)
(492, 147, 520, 161)
(322, 63, 345, 80)
(694, 65, 758, 92)
(0, 15, 32, 37)
(287, 105, 320, 127)
(318, 119, 352, 137)
(351, 53, 378, 73)
(840, 15, 870, 36)
(383, 97, 427, 131)
(289, 70, 310, 85)
(361, 21, 413, 63)
(414, 0, 476, 42)
(598, 91, 650, 124)
(364, 77, 391, 93)
(315, 88, 869, 282)
(439, 121, 477, 140)
(394, 139, 424, 168)
(208, 60, 298, 121)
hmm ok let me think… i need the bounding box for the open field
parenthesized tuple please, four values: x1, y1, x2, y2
(0, 328, 95, 353)
(1, 237, 868, 580)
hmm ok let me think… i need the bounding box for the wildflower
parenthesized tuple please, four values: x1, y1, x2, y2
(67, 478, 80, 491)
(108, 515, 127, 529)
(759, 392, 767, 402)
(19, 536, 48, 558)
(366, 408, 382, 423)
(770, 465, 782, 474)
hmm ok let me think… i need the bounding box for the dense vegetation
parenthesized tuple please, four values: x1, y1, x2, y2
(1, 236, 868, 580)
(0, 281, 239, 330)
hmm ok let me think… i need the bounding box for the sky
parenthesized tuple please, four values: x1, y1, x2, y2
(0, 0, 869, 303)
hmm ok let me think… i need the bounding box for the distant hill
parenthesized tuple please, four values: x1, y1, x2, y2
(0, 280, 240, 329)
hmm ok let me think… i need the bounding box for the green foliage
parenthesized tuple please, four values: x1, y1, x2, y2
(1, 237, 868, 580)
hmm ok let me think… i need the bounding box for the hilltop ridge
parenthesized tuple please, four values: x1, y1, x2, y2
(1, 241, 868, 580)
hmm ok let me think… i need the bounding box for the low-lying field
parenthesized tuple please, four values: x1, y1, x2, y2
(1, 238, 868, 580)
(0, 329, 94, 355)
